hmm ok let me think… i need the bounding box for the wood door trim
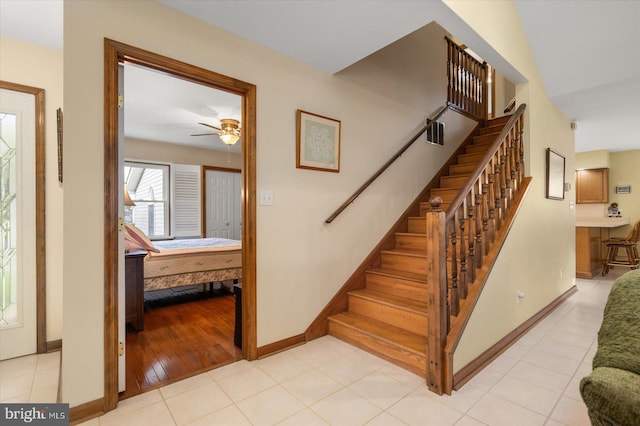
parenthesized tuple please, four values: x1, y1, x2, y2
(201, 166, 241, 238)
(104, 39, 257, 413)
(0, 81, 47, 354)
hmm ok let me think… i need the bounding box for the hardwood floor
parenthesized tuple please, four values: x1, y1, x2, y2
(120, 285, 243, 400)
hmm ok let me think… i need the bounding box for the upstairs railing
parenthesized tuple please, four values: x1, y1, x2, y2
(446, 37, 488, 122)
(425, 104, 527, 394)
(325, 105, 449, 224)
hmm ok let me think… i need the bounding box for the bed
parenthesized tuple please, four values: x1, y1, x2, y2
(124, 224, 242, 292)
(144, 237, 242, 291)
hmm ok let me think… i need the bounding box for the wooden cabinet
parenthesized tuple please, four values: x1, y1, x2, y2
(576, 168, 608, 204)
(576, 227, 603, 279)
(125, 250, 146, 331)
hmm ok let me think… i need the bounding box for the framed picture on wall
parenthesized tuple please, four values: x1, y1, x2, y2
(296, 109, 341, 173)
(546, 148, 565, 200)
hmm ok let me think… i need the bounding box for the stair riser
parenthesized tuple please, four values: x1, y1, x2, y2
(328, 321, 427, 377)
(440, 175, 469, 188)
(365, 273, 428, 300)
(488, 116, 511, 126)
(465, 143, 493, 154)
(408, 218, 426, 233)
(349, 295, 428, 337)
(473, 133, 500, 145)
(457, 152, 486, 164)
(449, 163, 477, 175)
(395, 234, 427, 251)
(381, 252, 427, 274)
(477, 125, 504, 135)
(430, 189, 458, 203)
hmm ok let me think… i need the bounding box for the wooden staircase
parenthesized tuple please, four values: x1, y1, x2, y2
(327, 115, 513, 378)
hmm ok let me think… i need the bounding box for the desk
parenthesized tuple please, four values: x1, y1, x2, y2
(576, 218, 629, 279)
(125, 250, 146, 330)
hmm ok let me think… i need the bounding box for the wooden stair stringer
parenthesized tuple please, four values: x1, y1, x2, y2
(444, 176, 532, 393)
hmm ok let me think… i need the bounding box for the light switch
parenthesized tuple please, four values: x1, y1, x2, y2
(259, 190, 273, 206)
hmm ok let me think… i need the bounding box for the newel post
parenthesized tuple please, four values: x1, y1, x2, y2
(426, 196, 448, 394)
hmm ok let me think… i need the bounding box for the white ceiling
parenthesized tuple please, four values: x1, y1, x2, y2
(124, 64, 242, 152)
(2, 0, 638, 154)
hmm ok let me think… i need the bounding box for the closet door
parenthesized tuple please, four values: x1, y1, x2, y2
(205, 169, 240, 239)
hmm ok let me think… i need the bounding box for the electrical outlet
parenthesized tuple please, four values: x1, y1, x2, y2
(560, 268, 563, 280)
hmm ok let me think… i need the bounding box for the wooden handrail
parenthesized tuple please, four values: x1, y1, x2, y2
(503, 97, 516, 114)
(445, 103, 526, 221)
(324, 105, 449, 224)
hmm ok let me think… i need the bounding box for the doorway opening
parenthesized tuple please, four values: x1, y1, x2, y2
(104, 39, 256, 411)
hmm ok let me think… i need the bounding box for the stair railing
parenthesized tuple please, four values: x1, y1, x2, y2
(446, 37, 488, 122)
(425, 103, 526, 394)
(503, 96, 516, 114)
(325, 105, 450, 224)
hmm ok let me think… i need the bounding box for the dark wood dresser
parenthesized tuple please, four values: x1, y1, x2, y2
(125, 250, 147, 331)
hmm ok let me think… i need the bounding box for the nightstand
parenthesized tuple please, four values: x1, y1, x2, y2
(125, 250, 146, 331)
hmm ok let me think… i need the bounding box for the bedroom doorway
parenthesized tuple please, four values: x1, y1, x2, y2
(104, 39, 257, 411)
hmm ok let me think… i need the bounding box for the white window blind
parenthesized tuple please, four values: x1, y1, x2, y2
(172, 164, 202, 238)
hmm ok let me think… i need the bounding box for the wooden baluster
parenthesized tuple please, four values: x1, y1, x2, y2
(459, 208, 468, 299)
(467, 193, 476, 283)
(492, 157, 501, 227)
(509, 130, 518, 194)
(505, 145, 513, 202)
(450, 214, 459, 317)
(488, 172, 497, 239)
(518, 118, 525, 183)
(447, 42, 452, 104)
(475, 192, 483, 268)
(499, 153, 508, 211)
(481, 182, 490, 255)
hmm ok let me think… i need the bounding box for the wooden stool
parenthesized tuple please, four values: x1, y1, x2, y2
(602, 221, 640, 275)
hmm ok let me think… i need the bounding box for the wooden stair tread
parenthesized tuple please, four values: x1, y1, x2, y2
(329, 312, 427, 355)
(350, 289, 428, 314)
(367, 267, 428, 284)
(381, 248, 427, 258)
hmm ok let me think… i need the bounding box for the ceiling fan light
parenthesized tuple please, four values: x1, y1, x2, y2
(220, 133, 239, 145)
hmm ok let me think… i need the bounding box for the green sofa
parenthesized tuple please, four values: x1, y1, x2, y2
(580, 269, 640, 426)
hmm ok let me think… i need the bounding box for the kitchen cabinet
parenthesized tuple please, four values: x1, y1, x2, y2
(576, 227, 602, 279)
(576, 168, 608, 204)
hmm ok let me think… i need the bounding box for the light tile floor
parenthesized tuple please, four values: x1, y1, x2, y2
(0, 351, 60, 403)
(73, 270, 620, 425)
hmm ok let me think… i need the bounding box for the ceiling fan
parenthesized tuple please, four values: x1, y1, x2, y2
(191, 118, 241, 145)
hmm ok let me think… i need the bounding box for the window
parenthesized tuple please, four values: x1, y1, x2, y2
(124, 161, 170, 239)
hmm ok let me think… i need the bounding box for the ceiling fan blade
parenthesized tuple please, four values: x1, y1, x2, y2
(198, 122, 222, 131)
(191, 132, 220, 136)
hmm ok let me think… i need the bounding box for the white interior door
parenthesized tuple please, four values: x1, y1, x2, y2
(205, 170, 240, 239)
(0, 88, 37, 360)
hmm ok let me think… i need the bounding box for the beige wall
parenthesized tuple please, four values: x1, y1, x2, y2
(125, 137, 241, 169)
(575, 149, 610, 169)
(0, 37, 64, 342)
(63, 0, 476, 406)
(443, 1, 576, 372)
(608, 150, 640, 238)
(493, 69, 516, 118)
(338, 21, 448, 115)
